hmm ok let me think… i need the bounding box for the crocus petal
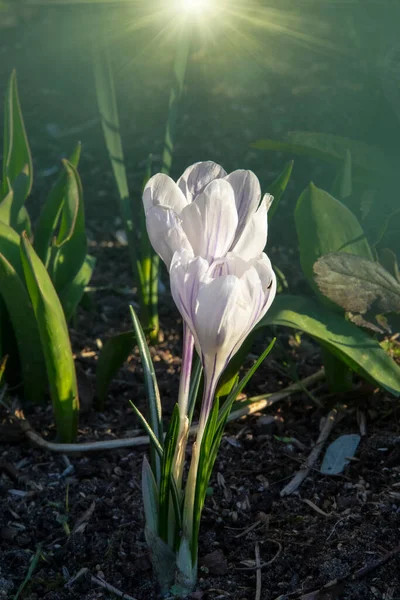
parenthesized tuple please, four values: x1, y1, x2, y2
(193, 274, 252, 382)
(146, 206, 192, 269)
(224, 254, 276, 360)
(170, 250, 209, 341)
(143, 173, 188, 216)
(209, 253, 248, 278)
(177, 161, 227, 203)
(180, 179, 238, 262)
(263, 193, 274, 213)
(230, 195, 268, 260)
(241, 254, 276, 331)
(224, 170, 261, 244)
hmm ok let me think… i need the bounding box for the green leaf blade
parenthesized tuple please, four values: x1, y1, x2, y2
(2, 70, 33, 209)
(268, 160, 294, 219)
(20, 233, 79, 442)
(159, 404, 180, 542)
(59, 254, 95, 322)
(51, 160, 87, 294)
(130, 305, 163, 482)
(34, 143, 81, 265)
(256, 294, 400, 397)
(0, 252, 46, 403)
(295, 182, 373, 301)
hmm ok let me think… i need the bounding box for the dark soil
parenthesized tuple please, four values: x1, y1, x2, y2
(1, 243, 399, 600)
(1, 3, 400, 600)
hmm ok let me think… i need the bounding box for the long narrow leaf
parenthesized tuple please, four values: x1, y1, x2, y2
(0, 189, 14, 226)
(15, 206, 31, 237)
(142, 456, 159, 535)
(51, 160, 87, 293)
(93, 40, 130, 219)
(191, 398, 219, 563)
(20, 233, 79, 442)
(0, 356, 7, 384)
(93, 38, 148, 319)
(0, 253, 46, 403)
(331, 149, 352, 201)
(268, 160, 294, 219)
(159, 404, 180, 542)
(218, 338, 276, 428)
(59, 253, 95, 322)
(187, 355, 202, 426)
(34, 143, 81, 264)
(161, 29, 191, 174)
(0, 220, 24, 278)
(129, 401, 164, 458)
(130, 305, 163, 483)
(2, 70, 32, 210)
(141, 153, 159, 341)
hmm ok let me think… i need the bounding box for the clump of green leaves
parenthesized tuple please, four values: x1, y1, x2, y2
(0, 71, 94, 441)
(252, 131, 400, 396)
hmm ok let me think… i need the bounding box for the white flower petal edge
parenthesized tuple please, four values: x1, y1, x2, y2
(230, 194, 270, 260)
(143, 173, 188, 216)
(180, 179, 238, 263)
(145, 206, 192, 269)
(177, 161, 227, 203)
(224, 170, 261, 245)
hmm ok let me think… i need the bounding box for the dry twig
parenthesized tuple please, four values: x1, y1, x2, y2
(255, 542, 262, 600)
(237, 540, 282, 571)
(66, 567, 137, 600)
(280, 408, 341, 497)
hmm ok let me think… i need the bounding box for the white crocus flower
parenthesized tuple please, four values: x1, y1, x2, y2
(143, 161, 272, 269)
(170, 249, 277, 432)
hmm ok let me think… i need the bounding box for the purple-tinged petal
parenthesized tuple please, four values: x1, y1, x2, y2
(224, 170, 261, 243)
(181, 179, 238, 262)
(143, 173, 188, 216)
(177, 161, 227, 203)
(170, 250, 210, 346)
(230, 195, 268, 260)
(145, 206, 192, 269)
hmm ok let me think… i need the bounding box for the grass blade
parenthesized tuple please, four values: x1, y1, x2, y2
(129, 401, 163, 458)
(268, 160, 294, 219)
(13, 543, 42, 600)
(142, 455, 159, 535)
(0, 356, 7, 384)
(218, 338, 276, 428)
(187, 355, 203, 426)
(93, 38, 146, 308)
(130, 305, 163, 482)
(161, 30, 191, 174)
(191, 398, 219, 563)
(159, 404, 180, 542)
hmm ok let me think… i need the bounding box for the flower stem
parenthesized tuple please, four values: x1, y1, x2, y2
(178, 324, 195, 418)
(172, 324, 195, 487)
(181, 370, 219, 562)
